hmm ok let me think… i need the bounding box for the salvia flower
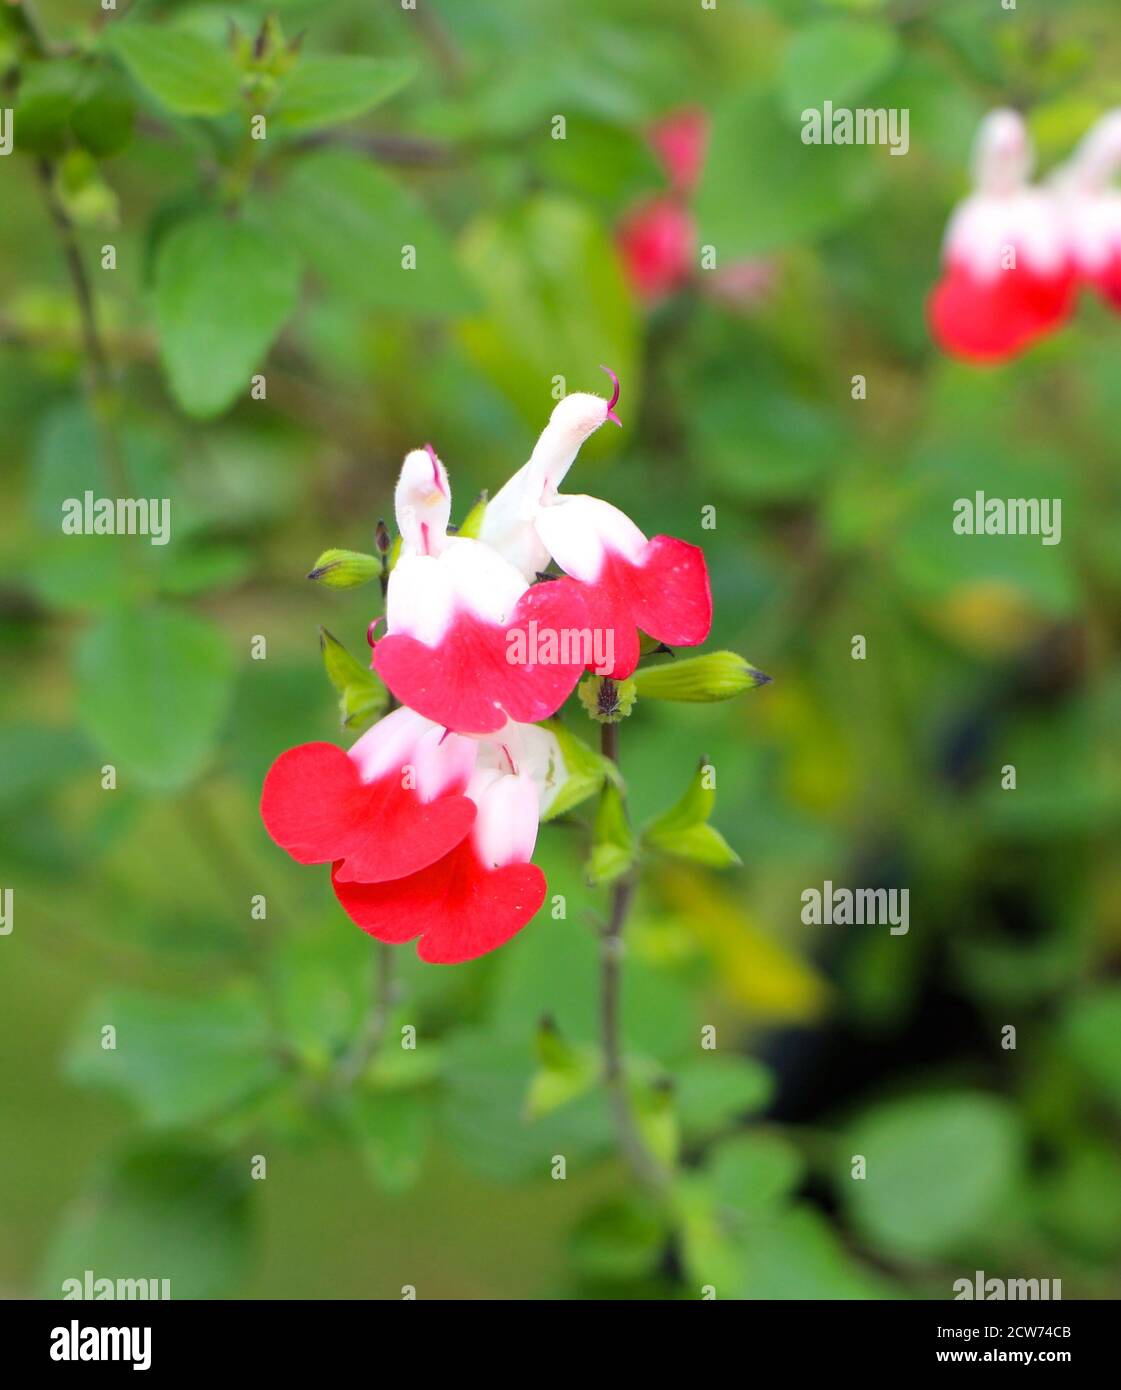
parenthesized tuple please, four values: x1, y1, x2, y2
(928, 109, 1076, 362)
(261, 377, 713, 963)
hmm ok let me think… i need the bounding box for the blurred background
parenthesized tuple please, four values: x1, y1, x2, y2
(2, 0, 1120, 1300)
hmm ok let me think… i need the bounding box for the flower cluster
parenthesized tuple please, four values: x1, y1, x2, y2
(261, 376, 713, 963)
(929, 108, 1121, 362)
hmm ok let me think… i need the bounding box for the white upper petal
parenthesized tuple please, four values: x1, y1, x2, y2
(347, 706, 478, 799)
(395, 448, 451, 555)
(944, 188, 1068, 280)
(385, 537, 528, 644)
(533, 494, 648, 583)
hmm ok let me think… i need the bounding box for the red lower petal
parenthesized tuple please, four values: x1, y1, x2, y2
(928, 260, 1077, 362)
(332, 843, 546, 964)
(372, 579, 589, 734)
(577, 535, 713, 679)
(260, 742, 475, 884)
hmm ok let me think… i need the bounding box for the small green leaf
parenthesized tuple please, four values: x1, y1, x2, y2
(274, 55, 416, 132)
(539, 719, 617, 822)
(155, 214, 302, 419)
(642, 760, 741, 868)
(675, 1056, 774, 1139)
(778, 19, 901, 124)
(587, 780, 635, 886)
(571, 1197, 667, 1282)
(706, 1133, 806, 1216)
(307, 548, 381, 589)
(75, 605, 235, 790)
(104, 23, 242, 117)
(632, 651, 771, 703)
(525, 1017, 599, 1119)
(320, 627, 388, 730)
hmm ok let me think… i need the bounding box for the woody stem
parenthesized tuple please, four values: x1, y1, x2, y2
(599, 717, 670, 1193)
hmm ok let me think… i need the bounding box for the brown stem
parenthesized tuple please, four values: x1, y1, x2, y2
(599, 718, 670, 1192)
(34, 158, 129, 495)
(335, 941, 395, 1088)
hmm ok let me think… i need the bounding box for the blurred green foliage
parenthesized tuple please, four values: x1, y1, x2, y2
(2, 0, 1120, 1301)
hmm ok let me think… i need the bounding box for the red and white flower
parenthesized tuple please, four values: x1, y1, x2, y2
(1054, 110, 1121, 310)
(370, 445, 589, 735)
(480, 373, 712, 679)
(262, 713, 571, 964)
(928, 109, 1077, 362)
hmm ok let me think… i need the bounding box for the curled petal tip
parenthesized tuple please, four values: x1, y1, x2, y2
(599, 364, 621, 414)
(607, 409, 623, 428)
(423, 442, 447, 495)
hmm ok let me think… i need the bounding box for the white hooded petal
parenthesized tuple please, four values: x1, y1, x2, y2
(395, 446, 452, 556)
(533, 494, 648, 584)
(347, 706, 478, 799)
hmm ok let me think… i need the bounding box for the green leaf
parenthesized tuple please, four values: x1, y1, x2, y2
(75, 605, 235, 790)
(778, 19, 901, 123)
(539, 719, 616, 821)
(587, 780, 635, 886)
(571, 1198, 666, 1282)
(273, 56, 416, 132)
(155, 214, 302, 419)
(307, 547, 381, 589)
(706, 1133, 806, 1215)
(844, 1092, 1023, 1258)
(320, 627, 388, 730)
(459, 196, 638, 430)
(104, 24, 242, 117)
(695, 89, 882, 257)
(69, 68, 136, 157)
(40, 1141, 251, 1299)
(456, 491, 488, 540)
(674, 1055, 773, 1140)
(1061, 987, 1121, 1113)
(345, 1088, 431, 1194)
(642, 761, 741, 868)
(524, 1018, 599, 1119)
(64, 987, 284, 1128)
(274, 150, 477, 315)
(12, 60, 83, 156)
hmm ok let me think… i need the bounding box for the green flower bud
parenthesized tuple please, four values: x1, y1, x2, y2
(307, 548, 381, 589)
(631, 651, 771, 703)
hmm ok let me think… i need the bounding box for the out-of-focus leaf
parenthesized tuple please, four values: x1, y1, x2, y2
(1061, 987, 1121, 1113)
(459, 195, 637, 431)
(674, 1055, 774, 1140)
(707, 1132, 806, 1215)
(104, 24, 242, 117)
(778, 19, 901, 123)
(657, 867, 829, 1021)
(844, 1092, 1023, 1258)
(40, 1141, 251, 1298)
(345, 1088, 431, 1195)
(75, 605, 235, 790)
(64, 986, 283, 1128)
(571, 1197, 667, 1282)
(273, 56, 416, 131)
(274, 151, 476, 315)
(695, 89, 882, 257)
(155, 214, 302, 419)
